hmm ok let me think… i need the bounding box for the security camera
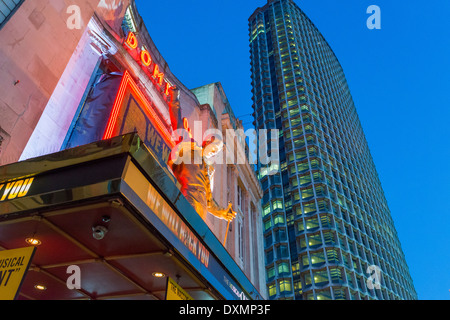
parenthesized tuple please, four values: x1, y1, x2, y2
(92, 225, 108, 240)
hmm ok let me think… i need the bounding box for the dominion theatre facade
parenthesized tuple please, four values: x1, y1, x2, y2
(0, 0, 266, 300)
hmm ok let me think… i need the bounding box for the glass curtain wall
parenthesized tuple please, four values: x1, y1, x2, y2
(249, 0, 417, 300)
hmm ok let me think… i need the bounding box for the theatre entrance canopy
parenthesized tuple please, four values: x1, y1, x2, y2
(0, 134, 262, 300)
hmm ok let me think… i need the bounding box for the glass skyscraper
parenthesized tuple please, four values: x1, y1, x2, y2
(249, 0, 416, 300)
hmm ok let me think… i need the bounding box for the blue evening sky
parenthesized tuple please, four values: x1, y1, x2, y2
(136, 0, 450, 300)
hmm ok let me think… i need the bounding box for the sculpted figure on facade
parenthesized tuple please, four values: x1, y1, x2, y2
(167, 87, 236, 223)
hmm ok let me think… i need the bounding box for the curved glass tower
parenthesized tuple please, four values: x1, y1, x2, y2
(249, 0, 416, 300)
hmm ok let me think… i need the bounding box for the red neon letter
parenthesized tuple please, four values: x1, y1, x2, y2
(164, 82, 174, 96)
(153, 64, 164, 86)
(126, 32, 138, 50)
(141, 50, 152, 67)
(183, 117, 192, 138)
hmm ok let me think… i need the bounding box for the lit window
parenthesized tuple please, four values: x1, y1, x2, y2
(292, 262, 300, 277)
(269, 162, 279, 172)
(264, 219, 272, 231)
(263, 204, 271, 217)
(299, 173, 311, 186)
(310, 251, 325, 266)
(330, 268, 343, 283)
(323, 231, 336, 245)
(316, 289, 332, 300)
(333, 288, 346, 300)
(273, 214, 285, 225)
(303, 201, 317, 214)
(297, 221, 305, 233)
(317, 199, 330, 212)
(293, 279, 302, 295)
(277, 262, 290, 275)
(305, 216, 319, 230)
(297, 160, 309, 172)
(292, 128, 302, 137)
(301, 254, 309, 268)
(296, 149, 307, 160)
(307, 233, 322, 247)
(304, 272, 312, 286)
(313, 270, 329, 286)
(268, 283, 277, 297)
(272, 200, 283, 210)
(301, 187, 314, 200)
(326, 248, 339, 263)
(278, 279, 292, 293)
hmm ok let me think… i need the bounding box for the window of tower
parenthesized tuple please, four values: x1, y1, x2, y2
(278, 279, 292, 294)
(312, 269, 329, 286)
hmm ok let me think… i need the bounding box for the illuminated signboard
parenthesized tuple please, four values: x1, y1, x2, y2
(103, 71, 175, 164)
(166, 277, 193, 301)
(123, 161, 251, 300)
(0, 178, 34, 202)
(0, 247, 36, 300)
(124, 162, 210, 269)
(65, 30, 178, 163)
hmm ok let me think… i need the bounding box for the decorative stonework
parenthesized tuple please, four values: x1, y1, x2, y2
(0, 126, 10, 159)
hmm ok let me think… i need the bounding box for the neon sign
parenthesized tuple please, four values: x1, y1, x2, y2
(102, 71, 175, 158)
(182, 117, 193, 139)
(124, 31, 174, 98)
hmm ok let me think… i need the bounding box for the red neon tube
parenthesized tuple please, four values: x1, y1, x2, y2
(103, 71, 175, 148)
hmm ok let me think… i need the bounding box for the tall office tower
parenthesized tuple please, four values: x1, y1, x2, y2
(249, 0, 417, 300)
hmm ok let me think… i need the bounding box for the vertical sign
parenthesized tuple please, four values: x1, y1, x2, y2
(0, 247, 36, 300)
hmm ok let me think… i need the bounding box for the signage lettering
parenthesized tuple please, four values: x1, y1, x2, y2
(0, 178, 34, 202)
(125, 31, 138, 49)
(124, 31, 174, 99)
(141, 50, 152, 67)
(0, 247, 36, 300)
(124, 162, 253, 300)
(166, 277, 193, 301)
(124, 163, 210, 269)
(183, 117, 193, 139)
(224, 276, 249, 301)
(197, 243, 210, 268)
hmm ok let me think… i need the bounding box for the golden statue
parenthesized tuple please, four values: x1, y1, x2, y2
(167, 86, 236, 227)
(168, 137, 236, 223)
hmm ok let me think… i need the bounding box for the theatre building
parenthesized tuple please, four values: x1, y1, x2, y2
(0, 0, 266, 300)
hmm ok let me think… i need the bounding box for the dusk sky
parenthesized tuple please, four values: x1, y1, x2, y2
(136, 0, 450, 300)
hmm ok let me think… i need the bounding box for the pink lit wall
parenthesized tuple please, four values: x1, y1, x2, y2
(0, 0, 130, 165)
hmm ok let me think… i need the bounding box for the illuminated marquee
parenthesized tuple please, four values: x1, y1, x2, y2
(124, 162, 211, 269)
(0, 178, 34, 202)
(124, 32, 173, 98)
